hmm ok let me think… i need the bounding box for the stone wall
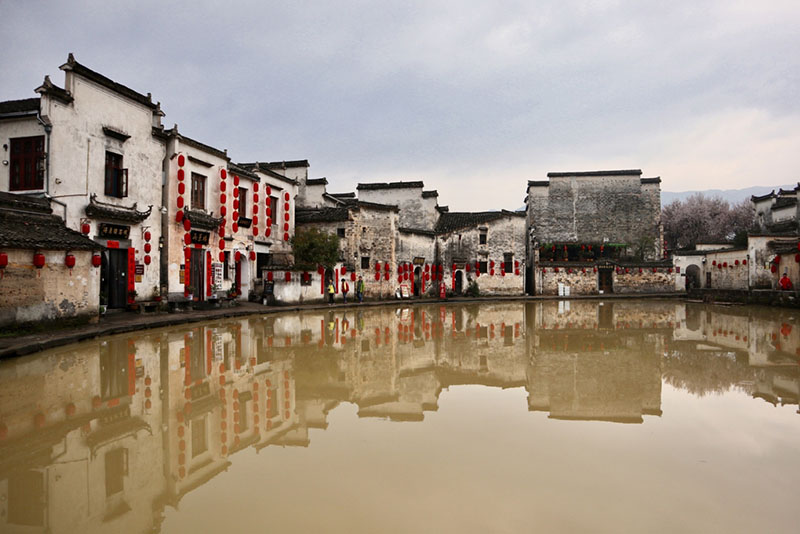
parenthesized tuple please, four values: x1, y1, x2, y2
(0, 249, 99, 327)
(358, 185, 438, 231)
(537, 264, 675, 295)
(527, 172, 662, 260)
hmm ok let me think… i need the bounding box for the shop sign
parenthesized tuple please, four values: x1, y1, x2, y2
(99, 223, 130, 239)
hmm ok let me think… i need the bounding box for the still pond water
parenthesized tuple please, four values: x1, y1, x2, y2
(0, 300, 798, 533)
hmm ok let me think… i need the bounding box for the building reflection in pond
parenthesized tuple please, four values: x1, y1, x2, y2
(0, 300, 798, 532)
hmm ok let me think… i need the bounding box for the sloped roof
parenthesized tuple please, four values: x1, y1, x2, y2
(0, 192, 101, 251)
(357, 181, 424, 191)
(296, 207, 351, 223)
(0, 97, 40, 116)
(547, 169, 642, 178)
(238, 163, 297, 185)
(434, 210, 524, 234)
(772, 196, 797, 210)
(306, 178, 328, 186)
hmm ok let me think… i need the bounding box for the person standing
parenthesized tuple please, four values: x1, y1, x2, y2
(327, 280, 335, 304)
(356, 275, 365, 303)
(779, 272, 793, 291)
(341, 278, 350, 303)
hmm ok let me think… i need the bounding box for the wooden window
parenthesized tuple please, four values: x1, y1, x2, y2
(238, 187, 248, 217)
(191, 173, 206, 210)
(504, 253, 513, 272)
(478, 261, 488, 273)
(269, 196, 278, 224)
(337, 227, 345, 238)
(223, 251, 230, 280)
(361, 256, 370, 269)
(479, 231, 487, 245)
(104, 151, 127, 198)
(9, 136, 44, 191)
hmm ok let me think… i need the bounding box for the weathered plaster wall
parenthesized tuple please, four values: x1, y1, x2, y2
(0, 249, 99, 326)
(358, 186, 436, 231)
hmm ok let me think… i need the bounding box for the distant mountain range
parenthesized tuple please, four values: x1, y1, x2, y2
(661, 185, 797, 207)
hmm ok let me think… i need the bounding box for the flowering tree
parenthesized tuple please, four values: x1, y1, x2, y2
(662, 194, 755, 250)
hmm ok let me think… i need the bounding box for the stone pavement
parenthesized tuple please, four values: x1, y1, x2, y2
(0, 292, 685, 359)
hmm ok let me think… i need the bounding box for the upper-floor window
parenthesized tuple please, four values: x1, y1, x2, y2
(104, 151, 127, 198)
(238, 187, 248, 217)
(337, 227, 346, 238)
(479, 230, 487, 245)
(191, 173, 206, 210)
(105, 448, 127, 497)
(504, 253, 513, 272)
(9, 136, 44, 191)
(191, 416, 208, 457)
(269, 196, 278, 225)
(478, 261, 488, 273)
(361, 256, 370, 269)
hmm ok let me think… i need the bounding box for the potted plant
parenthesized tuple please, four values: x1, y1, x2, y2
(185, 286, 195, 301)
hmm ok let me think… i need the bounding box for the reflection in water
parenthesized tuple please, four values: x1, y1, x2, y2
(0, 301, 798, 532)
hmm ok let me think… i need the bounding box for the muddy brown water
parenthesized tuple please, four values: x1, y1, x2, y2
(0, 300, 798, 533)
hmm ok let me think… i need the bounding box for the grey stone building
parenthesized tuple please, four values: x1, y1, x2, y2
(525, 169, 670, 295)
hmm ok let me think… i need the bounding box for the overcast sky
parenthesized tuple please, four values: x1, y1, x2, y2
(2, 0, 798, 210)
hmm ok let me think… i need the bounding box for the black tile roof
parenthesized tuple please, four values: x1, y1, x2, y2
(357, 181, 424, 191)
(185, 209, 224, 231)
(0, 194, 101, 251)
(239, 163, 298, 185)
(261, 160, 310, 169)
(228, 162, 259, 181)
(84, 194, 152, 224)
(348, 200, 398, 212)
(34, 76, 73, 105)
(528, 180, 549, 187)
(306, 178, 328, 186)
(422, 190, 438, 198)
(751, 191, 775, 202)
(168, 129, 228, 160)
(0, 192, 51, 213)
(547, 169, 642, 178)
(60, 53, 157, 110)
(295, 207, 351, 223)
(0, 97, 40, 116)
(329, 192, 355, 198)
(434, 210, 524, 234)
(399, 227, 435, 236)
(640, 177, 661, 184)
(772, 197, 797, 210)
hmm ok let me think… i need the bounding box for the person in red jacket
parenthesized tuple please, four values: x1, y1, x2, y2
(340, 278, 350, 303)
(779, 272, 793, 290)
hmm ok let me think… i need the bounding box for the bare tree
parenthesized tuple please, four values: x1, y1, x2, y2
(663, 194, 755, 250)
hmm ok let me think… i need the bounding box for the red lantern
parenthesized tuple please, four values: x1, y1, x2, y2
(219, 239, 225, 250)
(284, 192, 290, 201)
(184, 233, 191, 245)
(385, 263, 390, 272)
(735, 259, 740, 266)
(144, 243, 152, 253)
(253, 183, 259, 192)
(249, 251, 256, 261)
(220, 168, 227, 180)
(284, 202, 290, 211)
(350, 272, 356, 281)
(233, 175, 240, 186)
(177, 168, 185, 181)
(398, 274, 403, 283)
(183, 218, 191, 232)
(178, 182, 186, 195)
(178, 154, 185, 167)
(232, 222, 238, 233)
(144, 230, 151, 242)
(742, 260, 747, 265)
(341, 265, 347, 275)
(771, 264, 777, 273)
(266, 185, 272, 195)
(253, 227, 259, 237)
(266, 228, 271, 237)
(144, 255, 151, 265)
(91, 253, 101, 267)
(317, 265, 325, 275)
(177, 196, 184, 209)
(33, 252, 45, 269)
(81, 222, 90, 234)
(384, 271, 390, 281)
(267, 271, 274, 281)
(176, 210, 184, 222)
(219, 251, 225, 262)
(235, 251, 242, 262)
(220, 181, 227, 192)
(712, 260, 716, 266)
(283, 232, 289, 241)
(466, 264, 471, 272)
(285, 271, 291, 282)
(375, 272, 380, 281)
(284, 212, 290, 221)
(65, 253, 75, 269)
